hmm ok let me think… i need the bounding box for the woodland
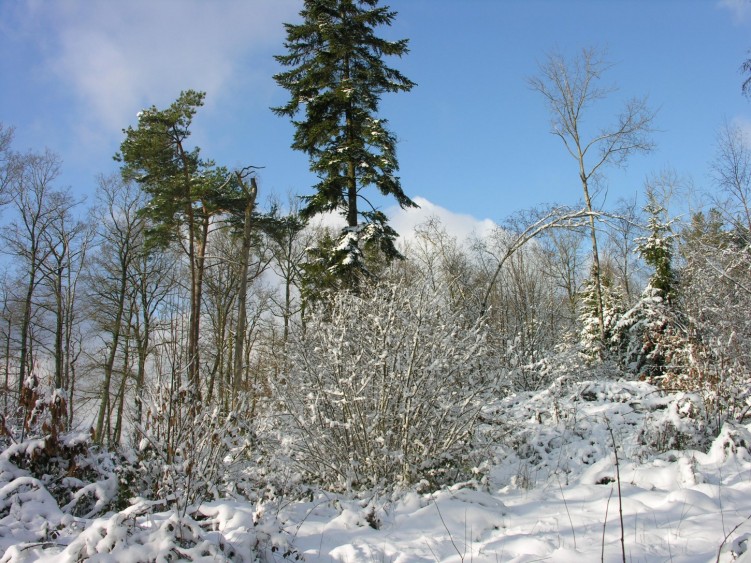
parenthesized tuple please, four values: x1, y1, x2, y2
(2, 1, 751, 561)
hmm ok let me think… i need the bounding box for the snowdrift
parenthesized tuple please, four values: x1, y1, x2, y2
(3, 378, 751, 562)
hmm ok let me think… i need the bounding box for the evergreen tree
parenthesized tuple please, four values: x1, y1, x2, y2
(579, 265, 624, 359)
(612, 189, 687, 380)
(117, 90, 239, 399)
(682, 209, 728, 256)
(636, 188, 677, 300)
(273, 0, 416, 283)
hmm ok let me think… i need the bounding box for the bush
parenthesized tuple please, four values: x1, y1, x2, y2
(130, 386, 255, 511)
(276, 278, 498, 491)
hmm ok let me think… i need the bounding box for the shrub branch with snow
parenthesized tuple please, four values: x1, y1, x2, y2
(276, 277, 498, 491)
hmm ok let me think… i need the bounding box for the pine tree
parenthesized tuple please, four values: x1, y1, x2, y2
(117, 90, 239, 399)
(579, 265, 624, 359)
(273, 0, 416, 284)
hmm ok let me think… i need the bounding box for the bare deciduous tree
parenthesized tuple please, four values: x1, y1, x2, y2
(38, 188, 91, 427)
(604, 195, 642, 303)
(480, 205, 595, 315)
(529, 47, 655, 344)
(87, 176, 147, 445)
(267, 194, 310, 342)
(712, 121, 751, 239)
(3, 150, 64, 396)
(0, 123, 18, 205)
(540, 225, 586, 326)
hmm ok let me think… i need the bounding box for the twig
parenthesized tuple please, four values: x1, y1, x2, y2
(14, 542, 62, 552)
(424, 538, 440, 561)
(719, 464, 725, 538)
(557, 475, 577, 549)
(606, 419, 626, 563)
(602, 486, 613, 562)
(433, 495, 464, 562)
(716, 514, 751, 563)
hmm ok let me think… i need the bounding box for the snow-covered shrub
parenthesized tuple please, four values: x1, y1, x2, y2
(0, 432, 121, 558)
(672, 210, 751, 426)
(486, 378, 649, 488)
(1, 393, 299, 562)
(610, 286, 691, 381)
(0, 495, 301, 562)
(578, 268, 625, 359)
(130, 386, 254, 510)
(277, 277, 497, 491)
(486, 377, 718, 493)
(2, 433, 119, 517)
(10, 365, 68, 445)
(636, 391, 712, 453)
(683, 334, 751, 427)
(1, 365, 120, 519)
(505, 335, 591, 392)
(0, 465, 65, 554)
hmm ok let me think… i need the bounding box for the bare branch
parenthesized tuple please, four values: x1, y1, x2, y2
(711, 121, 751, 234)
(480, 205, 597, 315)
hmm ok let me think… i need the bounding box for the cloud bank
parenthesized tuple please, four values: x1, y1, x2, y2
(311, 196, 497, 247)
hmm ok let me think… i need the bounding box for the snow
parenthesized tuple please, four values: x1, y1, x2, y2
(3, 379, 751, 561)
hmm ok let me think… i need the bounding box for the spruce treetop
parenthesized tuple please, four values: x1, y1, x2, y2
(636, 190, 677, 300)
(273, 0, 416, 234)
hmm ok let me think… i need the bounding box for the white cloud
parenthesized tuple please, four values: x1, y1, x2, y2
(306, 196, 497, 246)
(387, 196, 497, 245)
(718, 0, 751, 24)
(22, 0, 301, 134)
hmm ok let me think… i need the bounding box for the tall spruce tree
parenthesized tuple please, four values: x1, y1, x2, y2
(273, 0, 416, 283)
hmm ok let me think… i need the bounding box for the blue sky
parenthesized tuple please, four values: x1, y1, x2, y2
(1, 0, 750, 229)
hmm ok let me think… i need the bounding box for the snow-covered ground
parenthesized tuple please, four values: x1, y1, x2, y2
(3, 378, 751, 562)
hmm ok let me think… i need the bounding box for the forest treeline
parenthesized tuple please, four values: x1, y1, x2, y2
(1, 0, 751, 518)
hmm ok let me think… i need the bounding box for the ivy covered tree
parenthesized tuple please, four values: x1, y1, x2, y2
(273, 0, 417, 284)
(117, 90, 240, 399)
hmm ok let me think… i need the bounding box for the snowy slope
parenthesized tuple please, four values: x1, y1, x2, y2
(3, 378, 751, 562)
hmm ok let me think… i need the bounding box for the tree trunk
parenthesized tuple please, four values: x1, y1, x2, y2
(18, 259, 37, 397)
(233, 175, 257, 400)
(113, 330, 131, 446)
(580, 172, 606, 344)
(53, 263, 64, 390)
(3, 312, 10, 415)
(95, 267, 128, 444)
(134, 267, 152, 430)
